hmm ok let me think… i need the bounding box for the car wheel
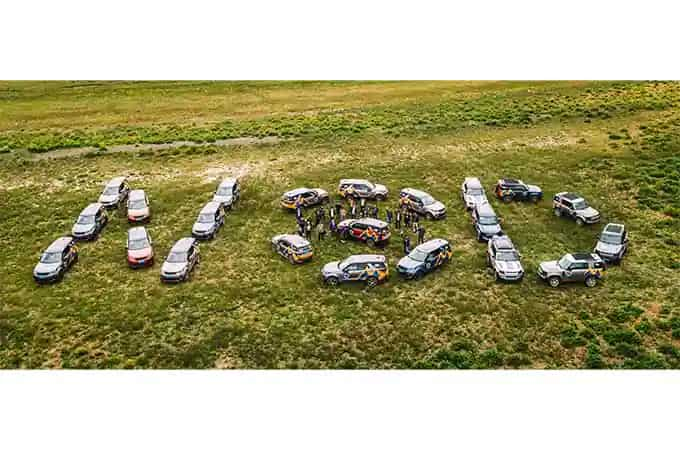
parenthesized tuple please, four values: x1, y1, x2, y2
(325, 276, 339, 286)
(366, 277, 378, 288)
(288, 253, 296, 264)
(367, 238, 376, 247)
(531, 196, 540, 203)
(494, 271, 500, 282)
(502, 195, 512, 203)
(553, 208, 562, 217)
(376, 194, 386, 201)
(341, 230, 350, 240)
(548, 276, 561, 288)
(427, 212, 435, 220)
(576, 217, 585, 226)
(585, 276, 597, 288)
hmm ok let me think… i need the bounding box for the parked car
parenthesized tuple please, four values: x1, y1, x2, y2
(321, 254, 389, 288)
(461, 177, 488, 210)
(126, 226, 154, 268)
(191, 201, 225, 240)
(397, 238, 452, 279)
(280, 187, 329, 209)
(471, 202, 503, 242)
(338, 179, 388, 200)
(398, 188, 446, 219)
(552, 192, 600, 225)
(71, 203, 108, 241)
(98, 176, 130, 209)
(537, 253, 606, 288)
(213, 177, 240, 210)
(486, 235, 524, 281)
(337, 218, 391, 246)
(33, 236, 78, 284)
(271, 234, 313, 264)
(127, 189, 151, 223)
(594, 223, 629, 263)
(160, 237, 200, 283)
(494, 179, 543, 203)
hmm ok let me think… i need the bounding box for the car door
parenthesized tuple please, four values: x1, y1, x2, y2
(351, 223, 366, 239)
(515, 185, 528, 199)
(278, 240, 290, 257)
(424, 250, 438, 271)
(566, 261, 588, 281)
(303, 191, 317, 205)
(562, 199, 575, 217)
(343, 263, 364, 281)
(354, 183, 370, 198)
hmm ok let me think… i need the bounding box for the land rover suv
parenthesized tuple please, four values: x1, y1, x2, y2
(397, 238, 452, 279)
(33, 236, 78, 283)
(337, 218, 391, 246)
(192, 201, 225, 240)
(321, 254, 389, 288)
(486, 235, 524, 281)
(160, 237, 200, 283)
(537, 253, 606, 288)
(213, 177, 240, 210)
(594, 223, 629, 263)
(553, 192, 600, 225)
(338, 179, 388, 201)
(399, 188, 446, 219)
(471, 202, 503, 242)
(494, 179, 543, 203)
(98, 176, 130, 209)
(280, 187, 329, 209)
(71, 203, 108, 241)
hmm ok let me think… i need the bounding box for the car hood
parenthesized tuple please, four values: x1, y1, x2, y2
(527, 184, 542, 193)
(425, 201, 446, 212)
(322, 261, 342, 276)
(397, 256, 422, 271)
(213, 194, 233, 205)
(464, 194, 486, 205)
(577, 207, 599, 218)
(495, 260, 523, 273)
(313, 188, 328, 196)
(596, 241, 622, 255)
(374, 184, 388, 194)
(72, 223, 95, 234)
(34, 262, 60, 274)
(128, 207, 149, 217)
(479, 224, 501, 235)
(128, 248, 152, 259)
(193, 222, 214, 233)
(99, 194, 118, 203)
(161, 262, 186, 274)
(539, 261, 561, 273)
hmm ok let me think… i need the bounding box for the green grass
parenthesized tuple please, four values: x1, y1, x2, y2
(0, 81, 679, 368)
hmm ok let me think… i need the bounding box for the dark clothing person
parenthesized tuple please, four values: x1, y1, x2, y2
(305, 220, 313, 239)
(295, 206, 302, 220)
(334, 203, 341, 218)
(386, 209, 393, 224)
(417, 226, 426, 245)
(317, 223, 325, 241)
(404, 211, 411, 228)
(339, 208, 347, 222)
(329, 218, 337, 234)
(403, 235, 411, 255)
(395, 210, 401, 229)
(372, 205, 379, 218)
(329, 206, 335, 220)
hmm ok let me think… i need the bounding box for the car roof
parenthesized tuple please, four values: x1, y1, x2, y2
(343, 254, 386, 264)
(571, 252, 602, 262)
(491, 235, 515, 250)
(81, 202, 103, 215)
(45, 236, 73, 253)
(218, 177, 237, 188)
(128, 189, 146, 201)
(401, 187, 430, 198)
(284, 187, 311, 196)
(561, 192, 582, 201)
(277, 234, 311, 247)
(340, 178, 370, 185)
(199, 201, 222, 215)
(127, 226, 149, 240)
(105, 176, 127, 187)
(356, 218, 389, 228)
(603, 223, 625, 234)
(414, 238, 449, 252)
(464, 177, 482, 188)
(499, 178, 522, 185)
(171, 237, 196, 252)
(475, 202, 497, 216)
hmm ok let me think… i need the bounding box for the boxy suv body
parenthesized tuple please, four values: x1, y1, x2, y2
(471, 202, 503, 242)
(553, 192, 600, 225)
(321, 254, 389, 288)
(537, 253, 606, 288)
(280, 187, 329, 209)
(494, 179, 543, 203)
(461, 177, 488, 210)
(397, 238, 452, 279)
(337, 218, 391, 247)
(594, 223, 628, 263)
(213, 177, 240, 210)
(338, 179, 388, 201)
(160, 237, 200, 283)
(126, 226, 154, 268)
(271, 234, 313, 264)
(127, 189, 151, 223)
(399, 188, 446, 219)
(486, 235, 524, 281)
(33, 236, 78, 283)
(192, 201, 225, 240)
(71, 203, 108, 241)
(98, 176, 130, 209)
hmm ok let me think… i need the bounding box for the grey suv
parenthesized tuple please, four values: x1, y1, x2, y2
(399, 188, 446, 219)
(321, 254, 389, 288)
(553, 192, 600, 225)
(192, 201, 225, 240)
(213, 177, 240, 210)
(471, 202, 503, 242)
(98, 176, 130, 209)
(71, 203, 108, 240)
(161, 237, 200, 283)
(33, 236, 78, 283)
(537, 253, 606, 288)
(461, 177, 488, 210)
(594, 223, 628, 263)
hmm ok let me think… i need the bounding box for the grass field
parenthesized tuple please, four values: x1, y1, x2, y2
(1, 81, 679, 369)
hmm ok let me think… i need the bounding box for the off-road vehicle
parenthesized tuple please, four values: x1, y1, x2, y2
(33, 236, 78, 283)
(271, 234, 313, 264)
(213, 177, 240, 210)
(494, 179, 543, 203)
(594, 223, 628, 263)
(553, 192, 600, 225)
(98, 176, 130, 209)
(71, 203, 108, 241)
(537, 253, 606, 288)
(126, 226, 154, 268)
(192, 201, 225, 240)
(471, 201, 503, 242)
(338, 179, 388, 201)
(486, 235, 524, 282)
(461, 177, 488, 210)
(280, 187, 329, 209)
(399, 188, 446, 219)
(127, 189, 151, 223)
(321, 254, 389, 288)
(397, 238, 452, 279)
(160, 237, 200, 283)
(337, 218, 390, 246)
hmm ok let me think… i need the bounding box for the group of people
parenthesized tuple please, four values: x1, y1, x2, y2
(293, 196, 426, 255)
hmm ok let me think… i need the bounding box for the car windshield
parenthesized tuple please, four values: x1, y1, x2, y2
(420, 195, 435, 206)
(128, 238, 149, 250)
(295, 245, 312, 254)
(409, 249, 429, 262)
(558, 255, 573, 270)
(40, 252, 61, 264)
(496, 251, 519, 261)
(478, 215, 498, 225)
(468, 188, 484, 196)
(217, 187, 232, 196)
(128, 199, 146, 209)
(77, 215, 95, 225)
(600, 232, 622, 245)
(339, 258, 354, 270)
(167, 251, 187, 263)
(363, 182, 375, 191)
(103, 186, 118, 196)
(573, 199, 589, 210)
(197, 213, 214, 224)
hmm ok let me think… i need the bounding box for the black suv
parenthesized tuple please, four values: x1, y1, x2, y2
(494, 179, 543, 203)
(470, 202, 503, 242)
(71, 203, 109, 241)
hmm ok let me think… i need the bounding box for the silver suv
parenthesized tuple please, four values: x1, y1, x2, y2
(98, 176, 130, 209)
(461, 177, 488, 210)
(537, 253, 606, 288)
(594, 223, 628, 263)
(399, 188, 446, 219)
(161, 237, 200, 283)
(486, 235, 524, 281)
(213, 177, 240, 210)
(338, 179, 388, 201)
(552, 192, 600, 225)
(192, 201, 225, 240)
(71, 203, 108, 240)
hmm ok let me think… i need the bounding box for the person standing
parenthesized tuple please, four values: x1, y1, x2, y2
(329, 204, 335, 220)
(412, 214, 419, 233)
(395, 209, 401, 229)
(404, 210, 411, 228)
(417, 226, 426, 245)
(305, 218, 313, 239)
(403, 235, 411, 255)
(329, 217, 337, 235)
(372, 205, 379, 219)
(317, 222, 326, 241)
(334, 201, 341, 218)
(386, 208, 393, 224)
(360, 198, 366, 217)
(351, 203, 357, 219)
(339, 206, 347, 222)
